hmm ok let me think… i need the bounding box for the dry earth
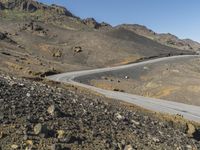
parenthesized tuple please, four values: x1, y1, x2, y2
(0, 0, 195, 78)
(90, 57, 200, 106)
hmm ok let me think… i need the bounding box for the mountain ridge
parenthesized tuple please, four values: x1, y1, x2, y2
(0, 0, 75, 17)
(1, 0, 199, 52)
(0, 0, 196, 77)
(117, 24, 200, 51)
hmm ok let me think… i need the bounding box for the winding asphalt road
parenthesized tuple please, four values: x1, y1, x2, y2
(47, 55, 200, 122)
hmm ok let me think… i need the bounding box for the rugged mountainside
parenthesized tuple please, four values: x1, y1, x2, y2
(117, 24, 200, 51)
(0, 0, 74, 16)
(1, 1, 200, 149)
(0, 0, 195, 77)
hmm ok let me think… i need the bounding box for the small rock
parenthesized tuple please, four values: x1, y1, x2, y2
(52, 51, 62, 57)
(26, 140, 33, 146)
(125, 76, 129, 79)
(11, 144, 19, 149)
(47, 105, 55, 116)
(18, 83, 24, 87)
(152, 137, 160, 143)
(117, 143, 123, 150)
(73, 46, 82, 53)
(186, 123, 196, 137)
(25, 140, 33, 150)
(34, 123, 43, 135)
(0, 132, 4, 139)
(0, 32, 6, 40)
(124, 145, 133, 150)
(186, 145, 192, 150)
(121, 139, 126, 146)
(26, 93, 31, 97)
(115, 113, 124, 120)
(57, 130, 65, 139)
(131, 119, 140, 126)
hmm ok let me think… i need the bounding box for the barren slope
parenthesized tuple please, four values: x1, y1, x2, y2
(0, 0, 194, 77)
(88, 56, 200, 106)
(117, 24, 200, 51)
(1, 73, 200, 149)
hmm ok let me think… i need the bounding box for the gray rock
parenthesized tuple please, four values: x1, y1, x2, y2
(124, 145, 133, 150)
(11, 144, 19, 149)
(34, 123, 44, 135)
(47, 105, 55, 116)
(26, 93, 31, 97)
(186, 123, 196, 137)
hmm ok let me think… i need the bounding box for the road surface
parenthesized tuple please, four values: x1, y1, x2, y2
(47, 55, 200, 122)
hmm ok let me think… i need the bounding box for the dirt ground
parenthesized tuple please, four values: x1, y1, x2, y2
(89, 57, 200, 106)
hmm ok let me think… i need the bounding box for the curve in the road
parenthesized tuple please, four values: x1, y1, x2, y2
(47, 55, 200, 122)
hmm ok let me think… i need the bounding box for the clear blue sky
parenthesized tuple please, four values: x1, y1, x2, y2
(39, 0, 200, 42)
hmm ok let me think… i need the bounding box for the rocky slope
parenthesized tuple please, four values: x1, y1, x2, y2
(0, 0, 195, 77)
(0, 1, 200, 149)
(0, 0, 74, 16)
(0, 73, 200, 149)
(117, 24, 200, 51)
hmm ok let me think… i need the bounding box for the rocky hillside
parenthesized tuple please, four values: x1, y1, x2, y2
(117, 24, 200, 51)
(0, 1, 200, 149)
(0, 0, 74, 16)
(0, 74, 200, 149)
(0, 0, 195, 77)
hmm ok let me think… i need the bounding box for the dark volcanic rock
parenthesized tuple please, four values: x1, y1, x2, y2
(0, 32, 6, 40)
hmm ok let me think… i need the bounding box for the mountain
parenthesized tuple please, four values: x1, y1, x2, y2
(0, 0, 195, 77)
(117, 24, 200, 51)
(0, 1, 200, 149)
(0, 0, 74, 16)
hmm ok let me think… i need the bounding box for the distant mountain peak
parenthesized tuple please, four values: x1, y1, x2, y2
(117, 24, 200, 51)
